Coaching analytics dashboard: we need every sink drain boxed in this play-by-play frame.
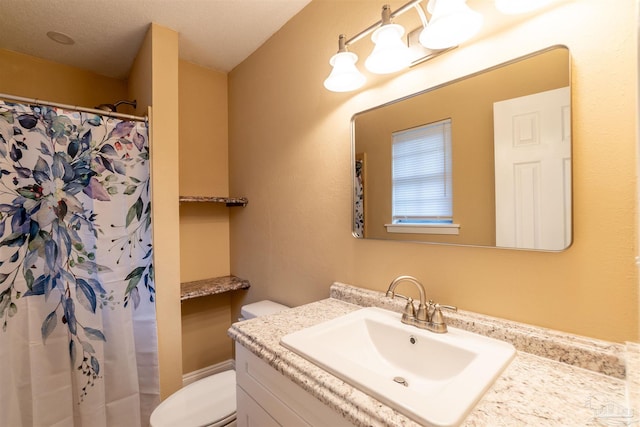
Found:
[393,376,409,387]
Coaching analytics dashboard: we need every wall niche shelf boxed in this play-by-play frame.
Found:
[181,275,250,301]
[179,195,248,207]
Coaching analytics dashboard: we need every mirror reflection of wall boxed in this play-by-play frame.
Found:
[352,46,571,251]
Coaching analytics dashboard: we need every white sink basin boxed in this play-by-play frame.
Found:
[280,307,515,427]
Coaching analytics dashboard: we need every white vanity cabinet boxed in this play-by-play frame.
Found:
[235,343,354,427]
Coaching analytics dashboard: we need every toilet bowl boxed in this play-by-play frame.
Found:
[149,300,289,427]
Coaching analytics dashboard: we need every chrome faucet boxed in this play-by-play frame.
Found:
[386,275,457,333]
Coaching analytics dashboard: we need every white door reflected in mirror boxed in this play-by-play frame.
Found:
[493,87,571,250]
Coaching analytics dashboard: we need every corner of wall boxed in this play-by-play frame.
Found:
[129,22,182,400]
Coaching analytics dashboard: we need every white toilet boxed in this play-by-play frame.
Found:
[150,300,289,427]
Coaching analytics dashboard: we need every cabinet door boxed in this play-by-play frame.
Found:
[236,386,280,427]
[236,343,354,427]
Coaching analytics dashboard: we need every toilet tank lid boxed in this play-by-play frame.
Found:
[241,300,288,319]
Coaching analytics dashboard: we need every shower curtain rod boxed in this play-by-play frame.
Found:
[0,92,147,122]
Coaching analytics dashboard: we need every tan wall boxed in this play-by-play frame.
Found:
[151,23,182,399]
[358,47,569,244]
[181,293,233,373]
[178,60,233,372]
[0,48,129,110]
[130,23,182,399]
[178,60,229,197]
[178,60,230,283]
[229,0,639,343]
[128,30,152,117]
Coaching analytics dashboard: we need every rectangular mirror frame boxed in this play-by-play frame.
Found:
[351,45,572,251]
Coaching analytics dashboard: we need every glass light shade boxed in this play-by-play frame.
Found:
[364,24,411,74]
[419,0,483,50]
[495,0,554,15]
[324,51,366,92]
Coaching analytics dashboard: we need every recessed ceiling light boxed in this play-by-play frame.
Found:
[46,31,75,45]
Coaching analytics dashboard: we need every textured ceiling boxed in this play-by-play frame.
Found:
[0,0,312,79]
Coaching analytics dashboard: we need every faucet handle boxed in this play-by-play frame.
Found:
[399,296,418,324]
[431,303,457,321]
[428,300,457,313]
[438,304,457,312]
[386,291,419,325]
[429,302,457,333]
[387,291,410,301]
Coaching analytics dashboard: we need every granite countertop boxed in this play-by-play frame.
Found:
[180,275,249,301]
[178,195,248,206]
[228,283,631,426]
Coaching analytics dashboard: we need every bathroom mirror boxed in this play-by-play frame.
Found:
[352,46,571,251]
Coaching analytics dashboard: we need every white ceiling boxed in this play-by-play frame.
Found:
[0,0,312,79]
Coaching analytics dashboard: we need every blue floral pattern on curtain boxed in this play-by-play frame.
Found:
[0,100,158,425]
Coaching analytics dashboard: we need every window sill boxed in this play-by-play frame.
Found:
[384,223,460,235]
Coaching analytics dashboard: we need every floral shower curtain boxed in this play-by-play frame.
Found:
[354,159,364,238]
[0,100,159,427]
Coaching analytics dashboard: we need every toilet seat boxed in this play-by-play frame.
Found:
[150,370,236,427]
[150,300,289,427]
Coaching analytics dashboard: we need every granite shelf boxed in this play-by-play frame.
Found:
[180,275,250,301]
[179,196,248,207]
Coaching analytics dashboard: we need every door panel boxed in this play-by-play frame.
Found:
[494,87,571,250]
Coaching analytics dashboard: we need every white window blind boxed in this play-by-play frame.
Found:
[392,119,452,223]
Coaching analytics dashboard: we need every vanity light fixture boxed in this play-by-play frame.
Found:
[324,0,483,92]
[364,5,412,74]
[324,35,367,92]
[324,0,560,92]
[419,0,483,50]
